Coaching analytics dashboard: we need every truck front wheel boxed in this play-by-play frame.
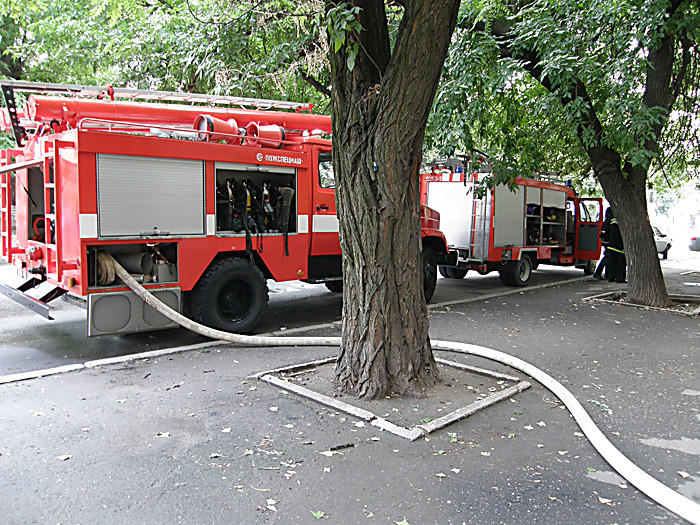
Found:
[423,247,438,303]
[439,266,468,279]
[189,257,269,334]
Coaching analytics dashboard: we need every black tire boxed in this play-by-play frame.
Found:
[499,269,514,285]
[662,245,670,259]
[324,280,343,293]
[511,255,533,286]
[583,259,596,275]
[442,267,468,279]
[422,247,438,303]
[189,257,268,334]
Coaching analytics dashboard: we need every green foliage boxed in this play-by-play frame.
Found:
[428,0,700,193]
[324,2,362,71]
[0,0,331,107]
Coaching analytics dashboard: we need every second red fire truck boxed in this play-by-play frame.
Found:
[420,157,603,285]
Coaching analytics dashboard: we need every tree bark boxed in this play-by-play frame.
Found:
[328,0,459,399]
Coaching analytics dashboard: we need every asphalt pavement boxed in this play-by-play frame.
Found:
[0,260,698,524]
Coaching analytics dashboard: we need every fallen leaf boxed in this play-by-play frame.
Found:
[436,472,446,478]
[57,454,72,461]
[524,425,533,430]
[394,519,411,525]
[598,497,612,505]
[678,471,690,479]
[222,427,232,433]
[451,468,461,474]
[537,421,546,427]
[156,432,170,438]
[323,467,331,473]
[311,511,325,519]
[282,424,294,429]
[243,449,254,456]
[558,451,568,456]
[269,406,279,412]
[354,422,365,428]
[320,451,342,457]
[209,453,222,459]
[481,452,491,457]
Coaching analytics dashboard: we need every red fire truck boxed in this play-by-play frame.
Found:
[0,81,451,336]
[420,157,603,285]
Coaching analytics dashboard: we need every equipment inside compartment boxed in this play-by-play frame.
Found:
[215,168,296,235]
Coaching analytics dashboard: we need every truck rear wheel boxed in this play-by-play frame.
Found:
[512,255,532,286]
[500,256,532,287]
[423,247,438,303]
[189,257,269,334]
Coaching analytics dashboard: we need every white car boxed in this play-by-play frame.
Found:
[653,227,672,259]
[690,234,700,252]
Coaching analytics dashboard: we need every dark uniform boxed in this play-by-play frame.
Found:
[606,217,626,283]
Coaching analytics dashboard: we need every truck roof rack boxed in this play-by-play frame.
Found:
[0,80,317,146]
[0,80,314,111]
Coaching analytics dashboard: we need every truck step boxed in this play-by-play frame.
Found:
[0,280,65,320]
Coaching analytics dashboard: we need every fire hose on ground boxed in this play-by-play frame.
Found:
[105,253,699,524]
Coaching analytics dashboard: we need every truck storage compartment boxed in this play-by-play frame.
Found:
[87,243,178,288]
[96,154,205,238]
[88,287,181,336]
[214,162,296,236]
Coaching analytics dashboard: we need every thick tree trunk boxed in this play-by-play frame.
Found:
[589,153,672,307]
[328,0,459,399]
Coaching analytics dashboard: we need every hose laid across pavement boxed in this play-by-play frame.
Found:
[108,254,700,524]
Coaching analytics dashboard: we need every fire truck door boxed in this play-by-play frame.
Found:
[308,149,341,278]
[573,198,603,259]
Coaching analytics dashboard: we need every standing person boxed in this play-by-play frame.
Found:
[593,207,612,280]
[606,211,626,283]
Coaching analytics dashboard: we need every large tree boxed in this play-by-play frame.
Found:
[326,0,459,399]
[431,0,700,307]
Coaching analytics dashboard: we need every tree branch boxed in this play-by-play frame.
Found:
[300,70,332,97]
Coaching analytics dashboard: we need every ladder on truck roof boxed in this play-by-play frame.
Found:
[1,80,318,146]
[0,80,314,111]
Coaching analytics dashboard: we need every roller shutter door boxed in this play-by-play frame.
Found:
[97,154,205,238]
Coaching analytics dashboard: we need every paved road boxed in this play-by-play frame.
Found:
[1,249,698,378]
[0,259,698,524]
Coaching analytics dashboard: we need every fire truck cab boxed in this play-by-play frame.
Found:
[0,81,450,336]
[420,157,603,286]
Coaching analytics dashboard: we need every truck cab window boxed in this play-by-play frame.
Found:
[318,152,334,189]
[579,200,599,223]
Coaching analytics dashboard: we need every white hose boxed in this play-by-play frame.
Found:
[110,255,700,524]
